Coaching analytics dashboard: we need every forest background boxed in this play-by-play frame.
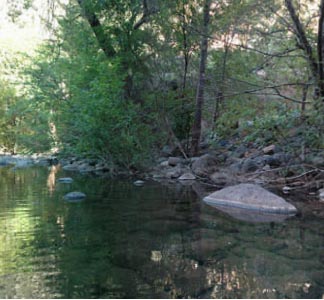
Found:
[1,0,324,172]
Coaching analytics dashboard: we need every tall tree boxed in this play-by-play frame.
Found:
[191,0,211,156]
[285,0,324,106]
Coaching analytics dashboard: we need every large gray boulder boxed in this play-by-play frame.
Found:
[203,183,297,215]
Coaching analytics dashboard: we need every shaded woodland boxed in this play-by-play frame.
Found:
[0,0,324,173]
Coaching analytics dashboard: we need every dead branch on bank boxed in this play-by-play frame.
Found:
[243,164,324,191]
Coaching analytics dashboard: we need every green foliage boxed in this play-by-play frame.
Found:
[57,58,154,168]
[0,79,17,152]
[2,0,324,165]
[241,106,298,146]
[20,8,155,168]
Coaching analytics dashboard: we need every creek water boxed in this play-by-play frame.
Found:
[0,165,323,298]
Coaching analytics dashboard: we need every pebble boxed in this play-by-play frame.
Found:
[282,186,292,194]
[133,180,145,186]
[63,191,86,202]
[58,177,73,183]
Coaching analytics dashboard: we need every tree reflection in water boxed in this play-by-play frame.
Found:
[0,166,323,298]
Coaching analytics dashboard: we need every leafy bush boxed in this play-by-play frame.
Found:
[0,79,18,152]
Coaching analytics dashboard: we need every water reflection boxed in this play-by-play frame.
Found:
[206,203,294,223]
[0,166,323,298]
[47,164,60,194]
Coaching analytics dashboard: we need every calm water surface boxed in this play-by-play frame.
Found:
[0,165,324,298]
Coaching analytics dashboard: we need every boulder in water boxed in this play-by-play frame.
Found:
[58,177,73,183]
[203,183,297,215]
[64,191,86,202]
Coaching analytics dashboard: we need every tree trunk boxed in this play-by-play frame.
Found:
[285,0,324,105]
[191,0,211,156]
[284,0,318,79]
[77,0,116,58]
[317,0,324,102]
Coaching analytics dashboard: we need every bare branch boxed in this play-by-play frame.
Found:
[133,0,158,30]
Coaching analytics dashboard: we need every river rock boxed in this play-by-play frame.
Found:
[191,154,219,177]
[203,183,297,214]
[233,145,248,158]
[58,177,73,183]
[209,171,233,186]
[133,180,145,186]
[64,191,86,202]
[166,168,182,179]
[241,158,260,173]
[319,188,324,201]
[273,152,293,165]
[212,205,293,223]
[168,157,182,167]
[262,144,276,155]
[62,163,80,171]
[178,172,196,180]
[160,160,169,167]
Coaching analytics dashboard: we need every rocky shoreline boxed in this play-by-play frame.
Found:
[1,140,324,203]
[1,143,324,224]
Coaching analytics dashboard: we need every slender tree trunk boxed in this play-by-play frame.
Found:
[181,0,189,93]
[284,0,318,79]
[285,0,324,106]
[317,0,324,102]
[191,0,211,156]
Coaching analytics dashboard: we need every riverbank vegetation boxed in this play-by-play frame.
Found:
[1,0,324,174]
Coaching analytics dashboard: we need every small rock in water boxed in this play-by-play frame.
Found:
[178,173,196,180]
[133,180,145,186]
[58,177,73,183]
[64,191,86,202]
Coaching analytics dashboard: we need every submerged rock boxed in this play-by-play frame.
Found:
[58,177,73,183]
[212,205,293,223]
[203,183,297,215]
[64,191,86,202]
[62,164,80,171]
[133,180,145,186]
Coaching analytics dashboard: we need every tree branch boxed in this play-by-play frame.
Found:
[133,0,158,30]
[76,0,116,58]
